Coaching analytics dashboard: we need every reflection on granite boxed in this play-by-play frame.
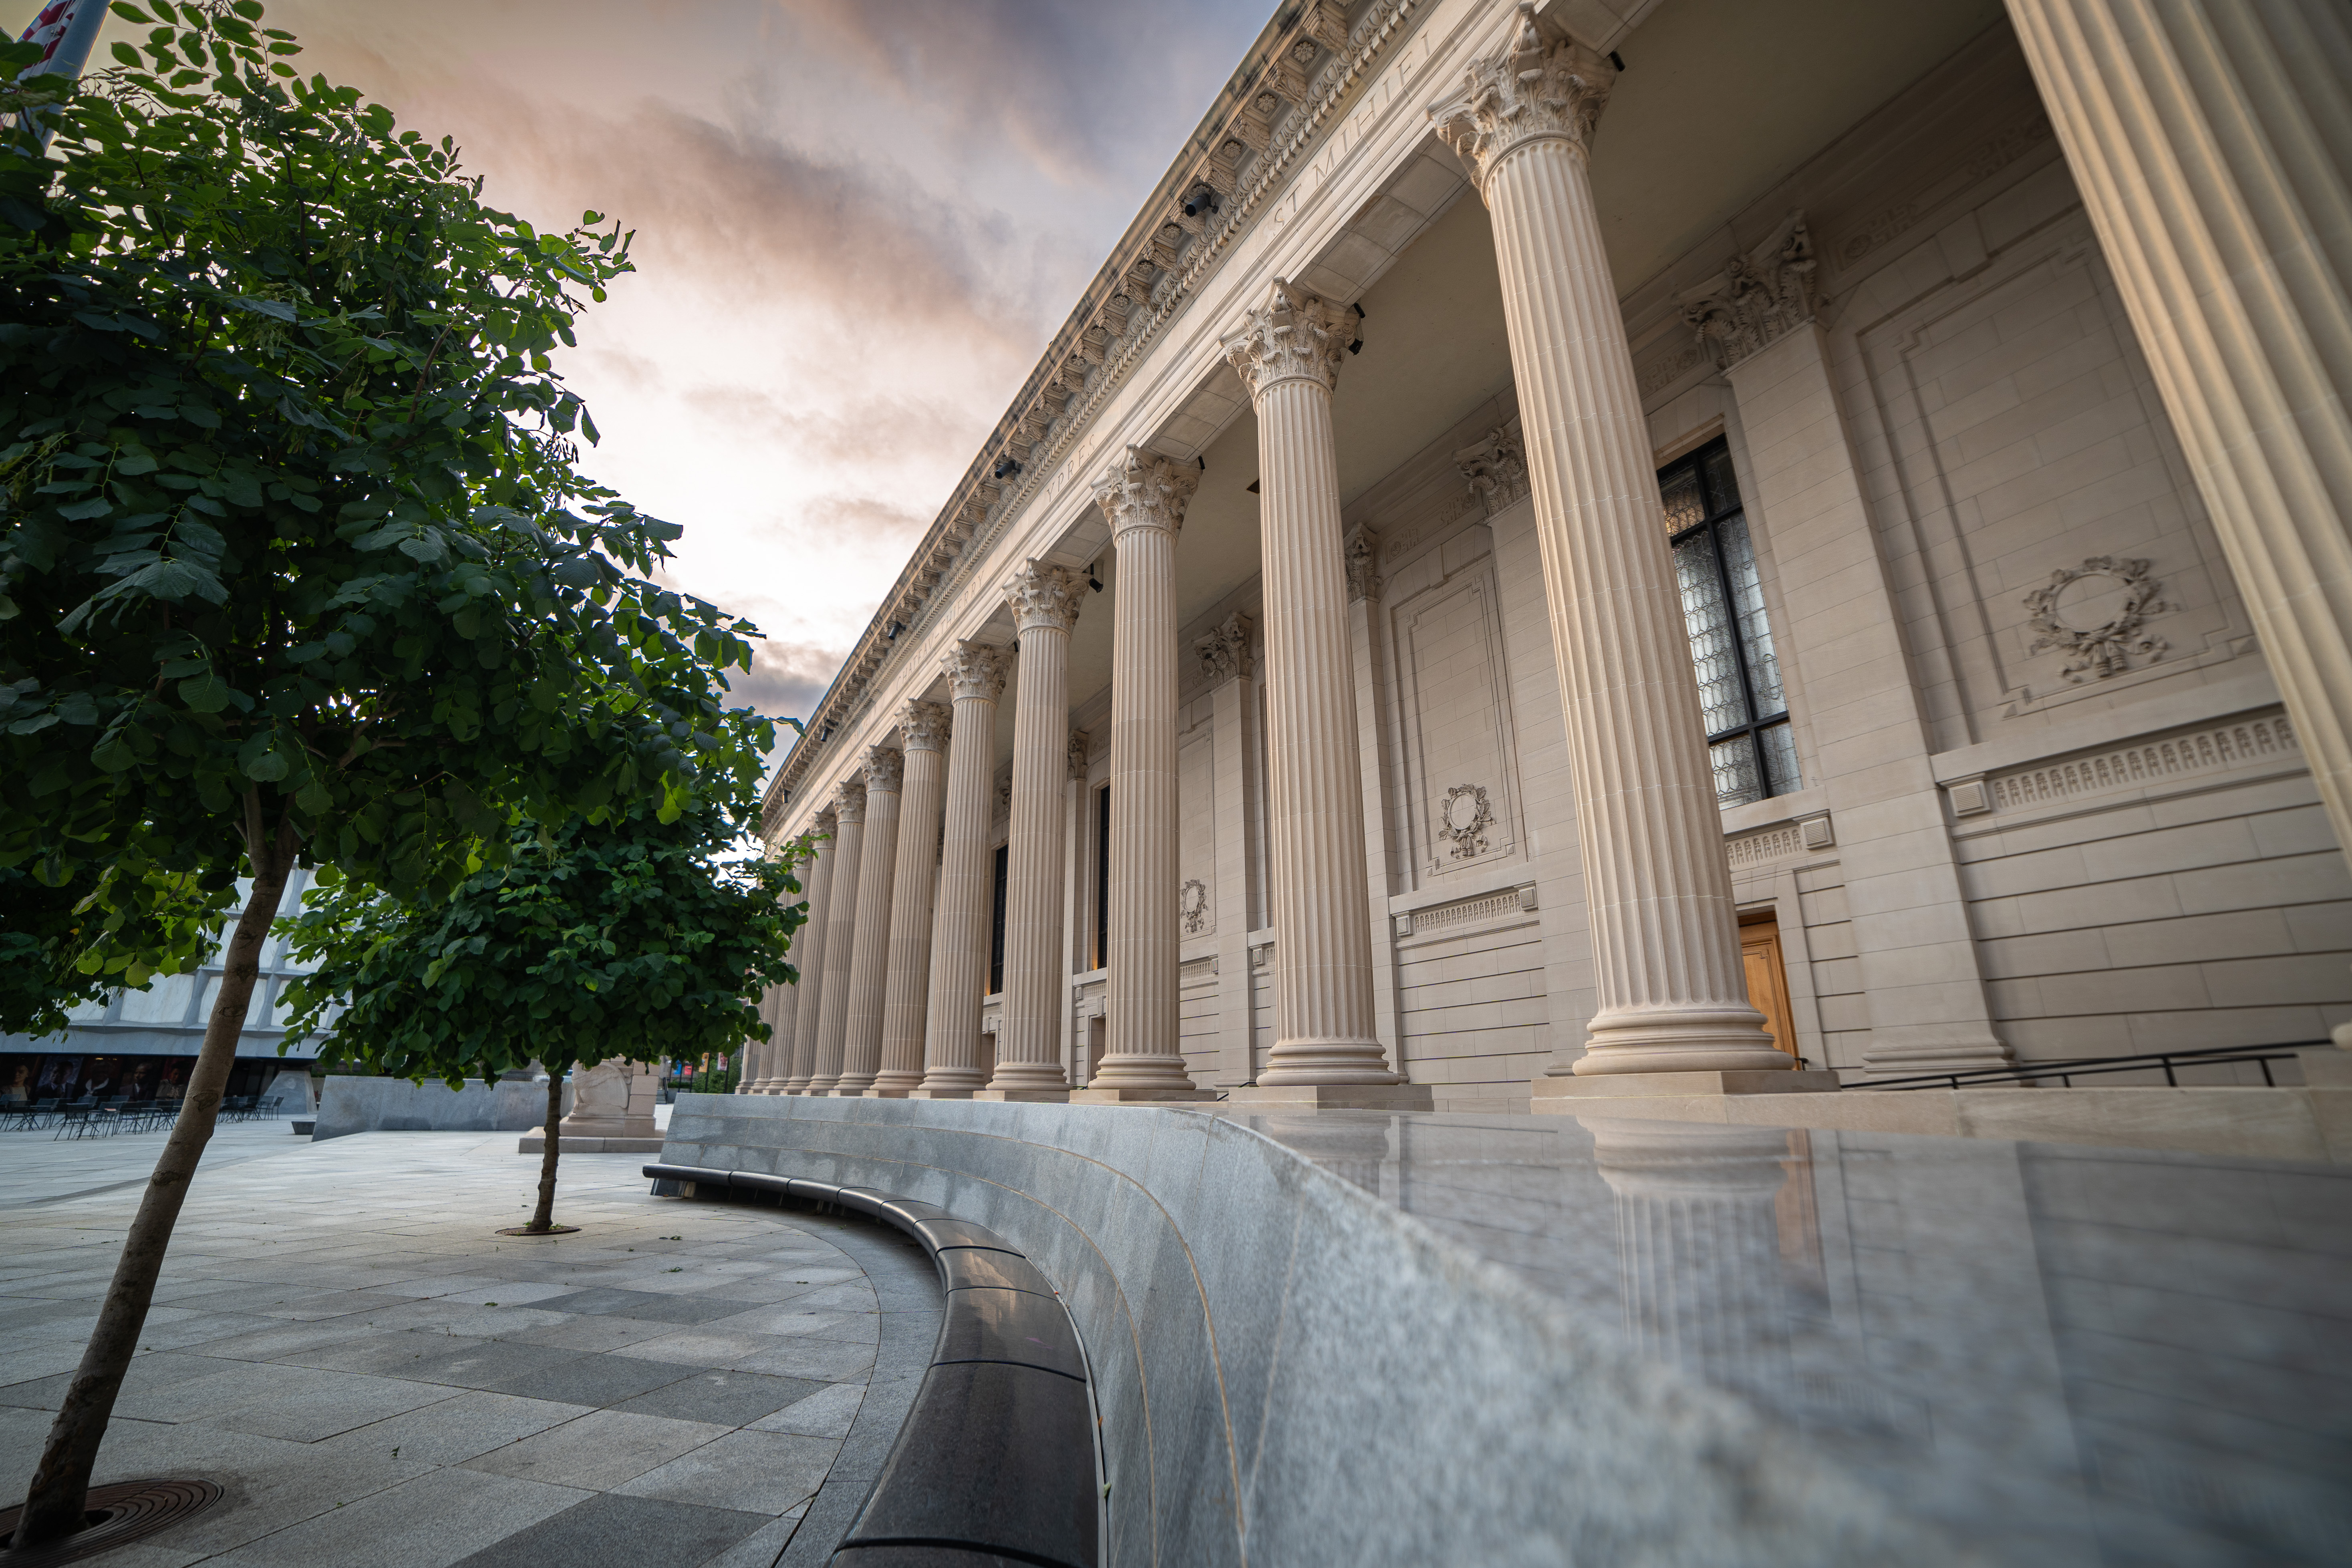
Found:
[1215,1109,2352,1568]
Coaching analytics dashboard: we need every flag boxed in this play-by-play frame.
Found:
[17,0,103,76]
[13,0,105,150]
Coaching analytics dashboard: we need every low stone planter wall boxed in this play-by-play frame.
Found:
[312,1076,565,1140]
[661,1094,1959,1568]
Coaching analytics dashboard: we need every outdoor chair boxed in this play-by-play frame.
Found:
[53,1103,99,1140]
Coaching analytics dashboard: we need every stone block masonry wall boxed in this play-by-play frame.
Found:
[1954,737,2352,1063]
[1394,892,1551,1109]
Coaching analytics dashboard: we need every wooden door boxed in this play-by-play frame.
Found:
[1740,912,1799,1060]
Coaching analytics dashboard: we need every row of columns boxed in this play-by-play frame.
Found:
[753,0,2352,1097]
[744,4,1776,1098]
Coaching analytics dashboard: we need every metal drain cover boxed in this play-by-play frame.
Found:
[0,1479,223,1566]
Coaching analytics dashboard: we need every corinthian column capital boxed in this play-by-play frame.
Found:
[1427,2,1616,195]
[1222,278,1357,400]
[942,640,1011,704]
[832,778,866,824]
[1002,560,1087,634]
[1092,445,1200,541]
[896,700,951,753]
[861,745,905,794]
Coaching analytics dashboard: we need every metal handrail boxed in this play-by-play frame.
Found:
[1851,1040,2326,1092]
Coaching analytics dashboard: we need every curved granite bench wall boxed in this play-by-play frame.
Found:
[663,1095,1957,1568]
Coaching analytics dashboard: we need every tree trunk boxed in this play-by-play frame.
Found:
[14,806,296,1549]
[528,1071,561,1232]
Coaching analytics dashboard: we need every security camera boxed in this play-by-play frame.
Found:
[1182,183,1220,219]
[993,456,1023,480]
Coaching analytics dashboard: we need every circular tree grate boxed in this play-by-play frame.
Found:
[0,1479,223,1567]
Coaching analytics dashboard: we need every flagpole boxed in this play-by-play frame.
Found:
[12,0,107,151]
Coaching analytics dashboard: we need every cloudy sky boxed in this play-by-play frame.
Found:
[36,0,1273,760]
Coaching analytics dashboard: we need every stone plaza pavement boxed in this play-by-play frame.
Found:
[0,1129,941,1567]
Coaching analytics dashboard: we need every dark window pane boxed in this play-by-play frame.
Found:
[1703,443,1741,515]
[1674,530,1750,734]
[1710,735,1764,808]
[989,843,1009,996]
[1660,464,1705,535]
[1715,515,1786,716]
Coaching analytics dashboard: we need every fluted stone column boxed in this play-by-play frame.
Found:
[834,746,903,1095]
[805,780,867,1094]
[749,984,790,1093]
[984,562,1085,1099]
[918,644,1011,1097]
[873,703,950,1096]
[1432,6,1787,1079]
[1223,281,1410,1095]
[1083,449,1215,1099]
[783,808,837,1092]
[1999,0,2352,868]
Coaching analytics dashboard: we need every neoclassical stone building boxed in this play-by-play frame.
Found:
[749,0,2352,1112]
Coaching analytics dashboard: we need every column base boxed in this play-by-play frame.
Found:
[867,1074,923,1097]
[1223,1083,1434,1111]
[1069,1086,1222,1104]
[908,1085,979,1100]
[1259,1036,1405,1087]
[972,1088,1071,1104]
[1531,1068,1841,1113]
[1086,1055,1206,1094]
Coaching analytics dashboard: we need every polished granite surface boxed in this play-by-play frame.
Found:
[1214,1108,2351,1568]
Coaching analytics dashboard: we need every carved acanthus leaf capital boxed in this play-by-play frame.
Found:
[1222,278,1355,400]
[942,640,1011,704]
[1194,610,1255,684]
[1002,560,1087,635]
[861,745,904,795]
[814,807,837,835]
[1344,526,1380,603]
[1454,427,1528,517]
[1092,446,1200,540]
[1677,212,1819,370]
[1426,3,1615,195]
[832,778,866,824]
[896,700,951,753]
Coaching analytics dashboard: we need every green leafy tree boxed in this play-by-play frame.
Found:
[0,4,776,1544]
[281,798,809,1233]
[0,852,233,1039]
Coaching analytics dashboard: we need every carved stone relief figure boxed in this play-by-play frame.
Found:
[1194,611,1256,684]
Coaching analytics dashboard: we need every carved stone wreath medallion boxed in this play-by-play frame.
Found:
[1437,783,1494,862]
[1179,878,1210,936]
[2024,556,2169,683]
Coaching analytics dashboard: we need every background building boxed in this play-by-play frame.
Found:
[0,869,331,1106]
